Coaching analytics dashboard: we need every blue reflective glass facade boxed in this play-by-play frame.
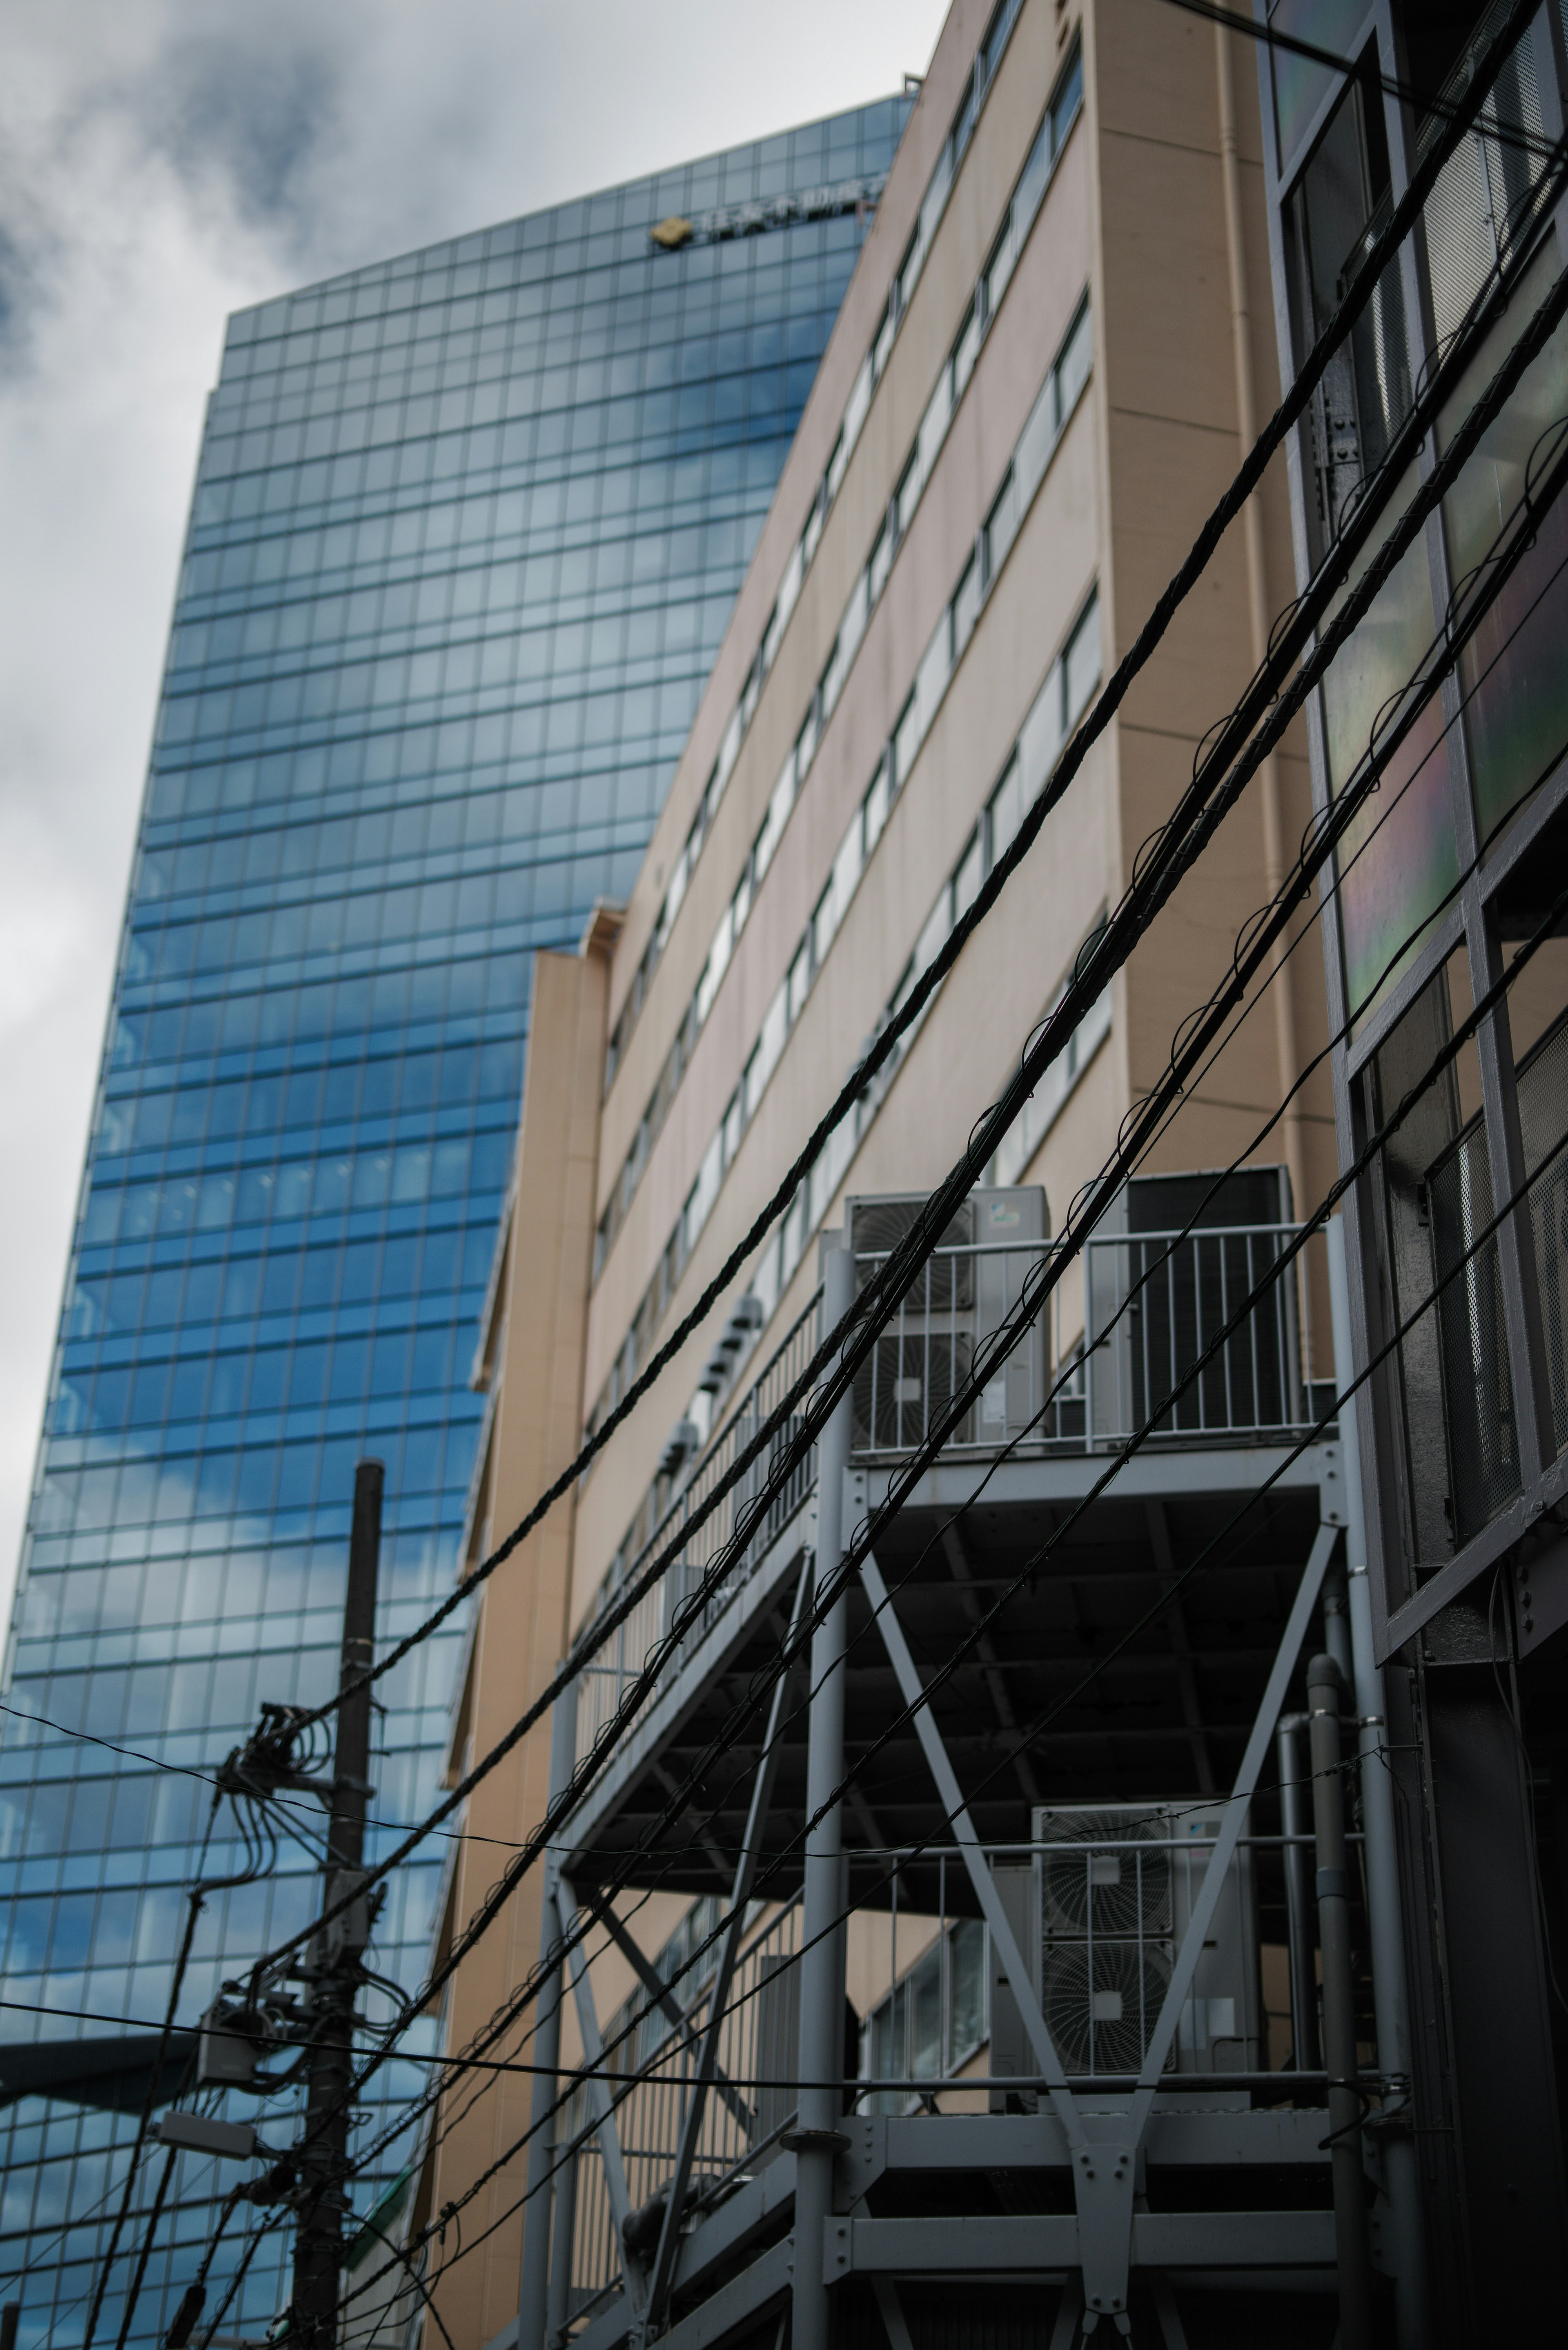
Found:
[0,98,908,2349]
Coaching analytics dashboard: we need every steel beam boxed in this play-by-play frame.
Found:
[828,2213,1337,2272]
[559,1879,644,2319]
[518,1686,578,2350]
[793,1242,856,2350]
[1328,1213,1429,2350]
[591,1904,751,2134]
[641,1560,810,2333]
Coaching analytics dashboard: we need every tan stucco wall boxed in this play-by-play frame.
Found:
[423,941,610,2348]
[422,5,1343,2334]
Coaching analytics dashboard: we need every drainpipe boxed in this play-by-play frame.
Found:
[791,1240,856,2350]
[1308,1650,1375,2350]
[1214,18,1309,1224]
[1276,1712,1321,2072]
[1328,1217,1430,2348]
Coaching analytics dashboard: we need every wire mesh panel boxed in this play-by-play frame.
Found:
[850,1237,1077,1454]
[1086,1224,1314,1447]
[563,1900,804,2332]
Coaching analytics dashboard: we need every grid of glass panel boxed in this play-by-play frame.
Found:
[0,98,909,2350]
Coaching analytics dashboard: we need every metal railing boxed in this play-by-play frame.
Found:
[850,1222,1320,1458]
[573,1296,821,1767]
[561,1897,804,2332]
[572,1220,1321,1770]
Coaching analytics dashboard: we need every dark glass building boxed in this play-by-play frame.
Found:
[0,97,909,2348]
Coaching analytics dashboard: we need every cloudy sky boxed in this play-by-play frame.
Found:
[0,0,948,1618]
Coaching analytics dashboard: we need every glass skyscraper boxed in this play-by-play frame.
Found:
[0,97,909,2349]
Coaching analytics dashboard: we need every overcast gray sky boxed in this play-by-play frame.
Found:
[0,0,948,1620]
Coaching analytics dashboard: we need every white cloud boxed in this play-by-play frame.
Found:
[0,0,947,1621]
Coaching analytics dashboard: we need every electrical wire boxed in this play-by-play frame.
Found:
[156,170,1568,2293]
[322,278,1568,2131]
[350,1022,1568,2328]
[1158,0,1559,167]
[175,27,1568,2293]
[324,681,1568,2274]
[263,0,1543,1757]
[230,109,1568,2055]
[326,522,1568,2258]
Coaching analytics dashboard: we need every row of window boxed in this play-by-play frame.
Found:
[149,736,654,861]
[601,6,1054,1095]
[82,1129,505,1252]
[169,568,746,692]
[205,301,849,474]
[588,580,1102,1461]
[185,459,768,601]
[111,992,526,1099]
[159,632,727,763]
[66,1220,492,1350]
[187,426,804,614]
[33,1420,475,1545]
[178,433,788,613]
[101,1040,514,1150]
[229,113,906,357]
[111,967,524,1084]
[592,277,1091,1360]
[226,232,882,400]
[17,1528,457,1642]
[124,864,611,992]
[57,1318,462,1440]
[198,354,831,514]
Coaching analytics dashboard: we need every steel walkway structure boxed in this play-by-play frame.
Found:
[499,1205,1421,2350]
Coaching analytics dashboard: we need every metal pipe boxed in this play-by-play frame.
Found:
[1307,1651,1375,2350]
[518,1685,579,2350]
[1276,1712,1321,2071]
[792,1241,855,2350]
[1328,1215,1430,2348]
[546,2144,578,2350]
[1323,1564,1354,1685]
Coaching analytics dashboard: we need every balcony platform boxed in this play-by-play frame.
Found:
[559,1435,1342,1910]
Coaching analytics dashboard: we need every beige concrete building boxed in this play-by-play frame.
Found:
[416,0,1345,2341]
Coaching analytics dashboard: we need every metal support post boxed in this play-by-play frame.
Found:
[292,1458,382,2350]
[792,1242,855,2350]
[1323,1565,1353,1684]
[545,2145,577,2350]
[1328,1216,1429,2350]
[642,1562,810,2334]
[1307,1652,1374,2350]
[1275,1714,1321,2072]
[519,1684,579,2350]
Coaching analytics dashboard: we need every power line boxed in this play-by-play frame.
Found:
[170,16,1562,2283]
[268,0,1544,1756]
[354,977,1568,2326]
[334,674,1568,2240]
[329,491,1568,2237]
[318,234,1568,2104]
[1159,0,1557,165]
[236,81,1568,2062]
[178,111,1563,2224]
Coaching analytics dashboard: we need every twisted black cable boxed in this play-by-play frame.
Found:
[327,440,1568,2223]
[269,0,1543,1750]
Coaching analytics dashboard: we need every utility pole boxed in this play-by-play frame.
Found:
[291,1457,383,2350]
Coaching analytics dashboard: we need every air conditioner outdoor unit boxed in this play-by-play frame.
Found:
[989,1802,1261,2104]
[846,1187,1047,1454]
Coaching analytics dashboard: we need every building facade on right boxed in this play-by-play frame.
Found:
[1256,0,1568,2333]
